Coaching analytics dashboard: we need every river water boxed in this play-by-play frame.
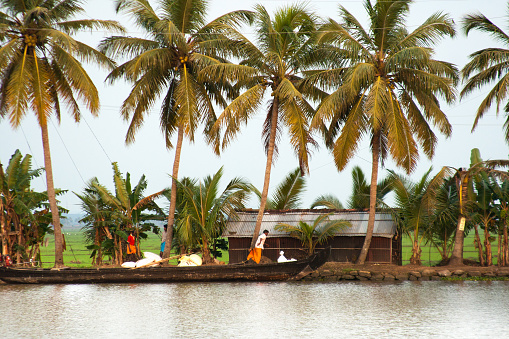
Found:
[1,281,508,338]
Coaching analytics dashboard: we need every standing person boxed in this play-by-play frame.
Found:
[247,230,269,264]
[160,224,168,257]
[127,232,137,261]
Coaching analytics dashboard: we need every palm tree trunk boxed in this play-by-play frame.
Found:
[251,98,279,249]
[163,126,184,258]
[449,172,468,266]
[202,239,212,264]
[449,216,466,266]
[356,131,380,264]
[41,122,64,267]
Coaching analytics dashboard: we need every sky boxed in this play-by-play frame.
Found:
[1,0,508,214]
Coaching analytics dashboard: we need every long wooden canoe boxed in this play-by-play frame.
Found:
[0,247,329,284]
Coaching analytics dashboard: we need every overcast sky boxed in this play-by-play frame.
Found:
[1,0,508,214]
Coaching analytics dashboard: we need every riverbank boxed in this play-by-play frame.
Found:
[304,262,509,281]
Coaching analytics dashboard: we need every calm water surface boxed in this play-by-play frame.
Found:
[1,281,508,338]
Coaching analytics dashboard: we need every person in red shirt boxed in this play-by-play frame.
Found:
[127,232,136,260]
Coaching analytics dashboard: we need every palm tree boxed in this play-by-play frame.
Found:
[0,0,123,267]
[99,0,252,258]
[426,177,458,262]
[348,166,392,209]
[310,0,458,264]
[310,166,392,210]
[310,194,344,210]
[75,179,113,266]
[448,148,509,266]
[470,176,497,266]
[177,167,251,263]
[251,167,306,210]
[389,167,449,265]
[491,179,509,266]
[461,5,509,141]
[204,4,325,249]
[275,212,351,255]
[92,162,166,264]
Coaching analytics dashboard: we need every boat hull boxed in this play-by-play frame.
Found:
[0,248,329,284]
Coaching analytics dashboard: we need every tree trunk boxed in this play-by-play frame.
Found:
[163,126,184,258]
[484,223,492,266]
[356,131,380,264]
[503,220,508,266]
[0,202,7,256]
[251,98,279,249]
[449,216,466,266]
[448,171,468,266]
[410,239,422,265]
[497,234,502,267]
[473,224,484,266]
[202,239,213,264]
[41,123,64,267]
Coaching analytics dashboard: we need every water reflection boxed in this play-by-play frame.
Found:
[1,281,508,338]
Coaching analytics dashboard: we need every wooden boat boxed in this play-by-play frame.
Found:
[0,247,329,284]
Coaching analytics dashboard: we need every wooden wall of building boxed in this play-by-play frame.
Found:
[227,235,400,264]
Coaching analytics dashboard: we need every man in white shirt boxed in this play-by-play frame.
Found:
[247,230,269,264]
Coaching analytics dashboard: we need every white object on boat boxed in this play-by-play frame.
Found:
[178,256,195,266]
[178,254,203,266]
[121,261,136,268]
[278,251,288,263]
[136,258,158,267]
[278,251,297,263]
[143,252,162,262]
[189,254,202,266]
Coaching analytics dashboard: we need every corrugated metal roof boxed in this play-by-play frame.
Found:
[224,209,396,238]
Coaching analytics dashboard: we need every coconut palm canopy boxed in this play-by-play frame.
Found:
[461,4,509,142]
[308,0,458,264]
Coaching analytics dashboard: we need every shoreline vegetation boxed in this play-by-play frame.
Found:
[32,229,509,281]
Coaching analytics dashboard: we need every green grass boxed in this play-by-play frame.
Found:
[401,235,501,266]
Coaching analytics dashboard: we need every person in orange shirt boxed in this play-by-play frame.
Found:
[247,230,269,264]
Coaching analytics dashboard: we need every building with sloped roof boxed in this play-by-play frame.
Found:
[224,209,401,264]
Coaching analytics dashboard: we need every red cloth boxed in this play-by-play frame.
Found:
[127,234,136,254]
[128,234,135,246]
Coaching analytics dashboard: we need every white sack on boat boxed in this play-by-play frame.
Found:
[178,254,202,266]
[143,252,162,262]
[189,254,202,266]
[136,258,158,267]
[121,261,136,268]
